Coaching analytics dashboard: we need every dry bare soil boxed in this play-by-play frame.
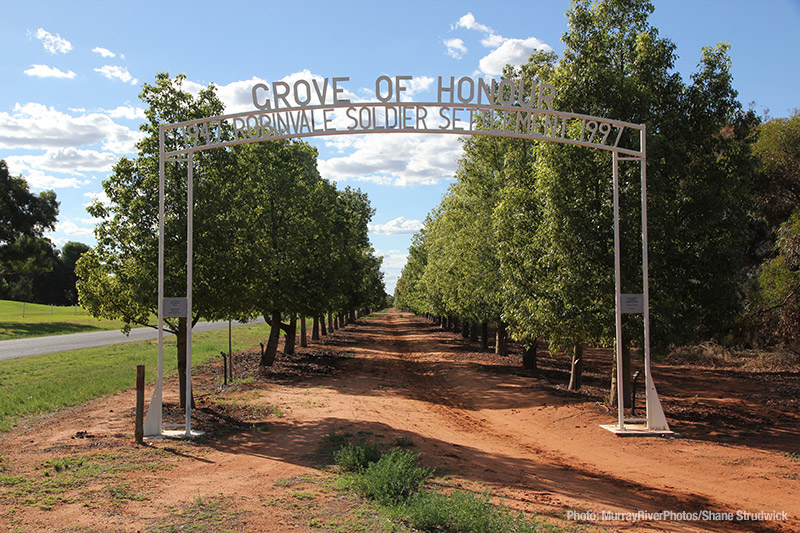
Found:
[1,310,798,532]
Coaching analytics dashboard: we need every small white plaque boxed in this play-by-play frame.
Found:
[163,297,188,318]
[621,294,644,314]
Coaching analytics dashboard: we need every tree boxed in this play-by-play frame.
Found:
[231,138,341,365]
[329,186,381,323]
[59,242,91,304]
[77,73,246,407]
[394,229,430,315]
[496,0,756,401]
[0,160,59,277]
[751,111,800,349]
[757,210,800,349]
[752,112,800,228]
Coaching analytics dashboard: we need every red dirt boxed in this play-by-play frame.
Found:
[1,310,798,532]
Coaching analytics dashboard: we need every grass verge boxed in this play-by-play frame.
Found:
[0,321,271,432]
[0,300,128,340]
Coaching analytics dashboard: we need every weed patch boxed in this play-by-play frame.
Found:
[404,490,557,532]
[329,438,561,532]
[148,494,244,532]
[0,449,172,510]
[783,452,800,465]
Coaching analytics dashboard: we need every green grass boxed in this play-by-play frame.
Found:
[0,300,129,340]
[332,440,562,532]
[0,321,272,432]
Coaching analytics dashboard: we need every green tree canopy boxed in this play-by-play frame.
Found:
[76,73,243,406]
[0,160,59,276]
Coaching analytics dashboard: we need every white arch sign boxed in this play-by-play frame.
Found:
[144,74,671,438]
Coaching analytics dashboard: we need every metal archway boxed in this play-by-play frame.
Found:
[144,80,672,438]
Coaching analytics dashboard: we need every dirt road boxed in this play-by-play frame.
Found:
[0,310,797,531]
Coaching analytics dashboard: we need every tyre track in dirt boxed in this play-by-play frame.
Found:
[357,312,796,533]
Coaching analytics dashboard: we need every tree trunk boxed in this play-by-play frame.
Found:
[522,340,538,370]
[495,322,508,356]
[610,342,632,408]
[349,309,356,324]
[300,315,307,347]
[320,315,327,336]
[283,315,297,355]
[329,312,336,331]
[261,310,281,366]
[568,343,583,391]
[312,315,320,341]
[469,322,479,342]
[481,321,489,350]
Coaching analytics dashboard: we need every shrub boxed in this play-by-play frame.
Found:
[353,448,431,505]
[333,440,382,472]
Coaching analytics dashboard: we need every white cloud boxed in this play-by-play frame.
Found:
[94,65,138,85]
[478,37,552,76]
[104,105,146,120]
[454,13,493,33]
[55,220,95,238]
[34,28,72,54]
[370,218,423,235]
[444,38,468,59]
[213,77,269,113]
[480,34,506,48]
[92,46,116,58]
[24,64,76,79]
[83,191,111,207]
[20,170,84,190]
[373,249,410,269]
[7,148,118,173]
[405,76,434,98]
[447,13,553,77]
[318,133,460,187]
[0,103,142,153]
[373,248,409,294]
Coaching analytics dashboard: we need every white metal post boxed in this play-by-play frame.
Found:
[143,126,166,437]
[185,152,194,437]
[612,150,625,430]
[641,127,652,406]
[640,126,670,431]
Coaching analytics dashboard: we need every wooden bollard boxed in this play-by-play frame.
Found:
[135,365,145,444]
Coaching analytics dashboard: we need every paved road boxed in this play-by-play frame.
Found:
[0,317,266,361]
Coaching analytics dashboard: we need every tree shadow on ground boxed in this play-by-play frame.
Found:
[203,416,769,533]
[0,321,111,340]
[223,314,799,458]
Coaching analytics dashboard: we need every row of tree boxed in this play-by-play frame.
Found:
[0,239,90,306]
[75,73,386,406]
[0,160,91,306]
[395,0,799,403]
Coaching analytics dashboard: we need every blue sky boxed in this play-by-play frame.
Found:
[2,1,799,294]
